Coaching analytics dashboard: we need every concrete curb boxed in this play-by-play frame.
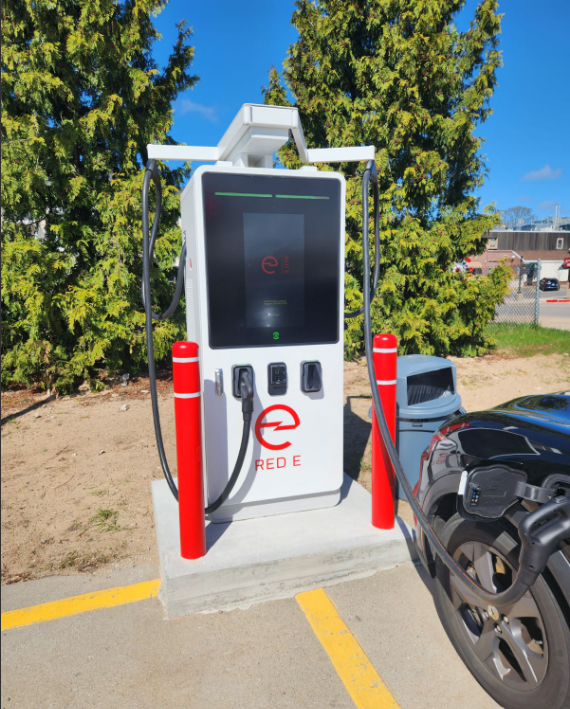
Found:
[152,475,416,618]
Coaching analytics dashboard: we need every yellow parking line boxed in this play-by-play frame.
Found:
[296,588,400,709]
[1,579,161,632]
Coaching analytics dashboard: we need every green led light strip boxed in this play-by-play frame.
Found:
[214,192,272,198]
[275,194,329,200]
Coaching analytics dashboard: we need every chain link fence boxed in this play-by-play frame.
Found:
[485,257,542,327]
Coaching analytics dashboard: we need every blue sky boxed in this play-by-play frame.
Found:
[153,0,569,219]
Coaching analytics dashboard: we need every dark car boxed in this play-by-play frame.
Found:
[539,277,560,291]
[414,392,570,709]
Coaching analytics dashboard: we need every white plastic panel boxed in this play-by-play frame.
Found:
[180,163,346,522]
[147,145,219,162]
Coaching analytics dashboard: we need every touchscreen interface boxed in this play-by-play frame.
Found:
[243,212,305,329]
[202,171,341,349]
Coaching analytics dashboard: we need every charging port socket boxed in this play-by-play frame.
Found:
[232,366,254,399]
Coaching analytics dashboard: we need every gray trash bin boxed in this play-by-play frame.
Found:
[396,355,463,499]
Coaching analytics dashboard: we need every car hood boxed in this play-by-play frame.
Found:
[492,392,570,431]
[428,392,570,488]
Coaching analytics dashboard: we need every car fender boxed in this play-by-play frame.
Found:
[416,468,463,572]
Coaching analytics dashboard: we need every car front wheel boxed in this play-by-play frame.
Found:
[433,514,570,709]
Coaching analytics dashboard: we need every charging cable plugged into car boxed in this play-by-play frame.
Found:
[355,158,570,607]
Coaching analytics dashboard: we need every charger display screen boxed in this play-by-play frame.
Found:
[202,171,341,349]
[243,212,305,329]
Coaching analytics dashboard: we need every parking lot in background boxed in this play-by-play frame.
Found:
[539,283,570,330]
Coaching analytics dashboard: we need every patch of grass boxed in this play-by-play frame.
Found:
[89,489,109,497]
[90,508,120,532]
[59,551,80,569]
[57,551,114,571]
[485,324,570,358]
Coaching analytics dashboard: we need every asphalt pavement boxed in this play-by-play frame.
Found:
[539,288,570,330]
[494,284,569,330]
[1,561,500,709]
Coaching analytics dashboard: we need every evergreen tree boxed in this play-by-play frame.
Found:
[264,0,510,357]
[2,0,196,391]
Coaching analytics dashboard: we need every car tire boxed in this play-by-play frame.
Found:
[433,513,570,709]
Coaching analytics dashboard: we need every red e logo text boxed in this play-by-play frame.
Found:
[261,256,278,274]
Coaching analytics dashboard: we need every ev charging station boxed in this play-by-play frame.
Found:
[180,161,345,521]
[148,104,373,523]
[144,103,568,618]
[144,104,408,614]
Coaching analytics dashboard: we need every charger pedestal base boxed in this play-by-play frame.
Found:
[152,474,415,618]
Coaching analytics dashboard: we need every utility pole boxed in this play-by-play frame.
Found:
[534,260,541,326]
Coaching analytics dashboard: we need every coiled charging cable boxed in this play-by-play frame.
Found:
[142,159,252,513]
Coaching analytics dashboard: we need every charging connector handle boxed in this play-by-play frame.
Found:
[359,158,568,606]
[517,496,570,587]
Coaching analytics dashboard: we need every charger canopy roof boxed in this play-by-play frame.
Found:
[147,103,375,167]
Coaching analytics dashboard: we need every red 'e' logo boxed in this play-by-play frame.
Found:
[255,405,301,450]
[261,256,278,274]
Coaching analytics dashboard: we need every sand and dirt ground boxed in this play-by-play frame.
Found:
[2,353,569,584]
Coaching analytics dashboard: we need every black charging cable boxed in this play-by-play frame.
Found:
[358,158,569,606]
[345,160,380,318]
[142,159,253,511]
[142,159,183,500]
[205,370,254,514]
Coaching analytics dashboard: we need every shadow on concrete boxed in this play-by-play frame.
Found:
[1,395,55,426]
[409,554,438,597]
[395,514,418,564]
[396,517,440,603]
[206,475,357,552]
[339,472,355,502]
[344,395,372,483]
[205,518,231,552]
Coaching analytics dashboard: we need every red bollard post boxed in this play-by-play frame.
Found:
[371,333,398,529]
[172,341,206,559]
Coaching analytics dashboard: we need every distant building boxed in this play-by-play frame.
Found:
[480,232,569,283]
[484,230,570,253]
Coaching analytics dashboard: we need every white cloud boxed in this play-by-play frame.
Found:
[537,200,557,211]
[537,200,567,213]
[521,164,562,182]
[176,100,219,123]
[518,195,534,202]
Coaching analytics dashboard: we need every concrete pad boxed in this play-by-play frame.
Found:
[153,474,415,617]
